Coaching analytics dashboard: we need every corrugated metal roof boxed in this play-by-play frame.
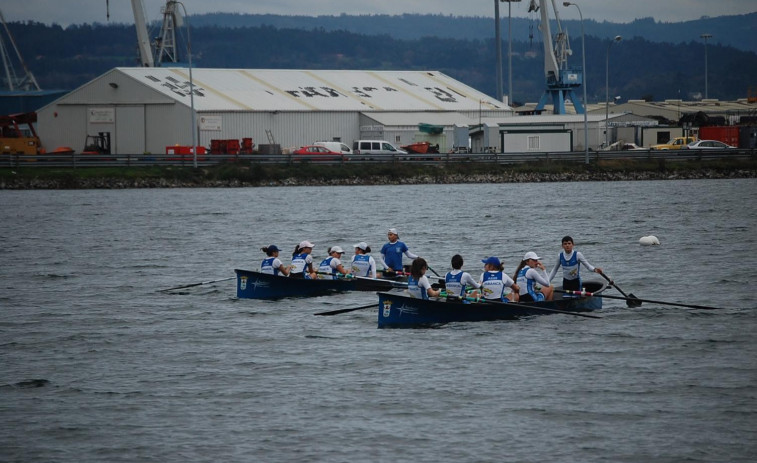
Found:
[117,67,510,112]
[363,112,481,127]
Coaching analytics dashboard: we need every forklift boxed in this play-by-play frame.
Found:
[82,132,111,155]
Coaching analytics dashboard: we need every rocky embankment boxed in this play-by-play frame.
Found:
[1,168,755,189]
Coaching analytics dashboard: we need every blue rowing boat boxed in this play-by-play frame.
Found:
[234,268,407,299]
[377,280,607,328]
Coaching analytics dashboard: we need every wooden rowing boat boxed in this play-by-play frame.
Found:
[234,269,407,299]
[377,280,607,328]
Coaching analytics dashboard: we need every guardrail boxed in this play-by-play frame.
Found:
[1,149,754,168]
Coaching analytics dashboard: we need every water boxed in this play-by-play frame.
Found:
[1,179,756,463]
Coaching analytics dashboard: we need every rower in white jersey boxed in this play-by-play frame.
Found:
[444,254,480,299]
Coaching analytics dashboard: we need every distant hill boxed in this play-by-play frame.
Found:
[190,13,757,54]
[6,14,757,107]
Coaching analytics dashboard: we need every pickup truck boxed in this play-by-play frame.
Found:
[650,136,698,150]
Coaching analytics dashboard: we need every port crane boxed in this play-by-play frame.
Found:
[106,0,184,67]
[529,0,584,114]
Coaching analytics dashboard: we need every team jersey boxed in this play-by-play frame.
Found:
[291,253,313,277]
[351,254,376,278]
[318,256,341,279]
[479,270,514,301]
[407,275,432,300]
[261,257,283,276]
[445,270,479,298]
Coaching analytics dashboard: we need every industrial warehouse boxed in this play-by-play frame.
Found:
[36,68,514,156]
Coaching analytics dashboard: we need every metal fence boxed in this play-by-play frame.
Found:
[1,149,754,168]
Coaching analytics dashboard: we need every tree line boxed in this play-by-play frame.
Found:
[6,15,757,105]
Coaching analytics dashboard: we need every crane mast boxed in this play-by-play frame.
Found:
[131,0,154,67]
[529,0,584,114]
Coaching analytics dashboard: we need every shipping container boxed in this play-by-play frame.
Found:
[698,126,739,147]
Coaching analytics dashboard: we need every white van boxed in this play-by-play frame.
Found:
[314,141,352,155]
[352,140,407,156]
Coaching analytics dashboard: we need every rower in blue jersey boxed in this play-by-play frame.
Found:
[514,252,554,302]
[548,235,604,293]
[260,244,290,276]
[407,258,441,300]
[478,256,518,302]
[445,254,480,300]
[290,240,317,279]
[350,241,377,278]
[318,246,349,280]
[380,228,418,275]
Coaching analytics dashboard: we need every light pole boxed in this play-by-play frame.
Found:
[563,2,589,164]
[605,35,621,148]
[495,1,503,102]
[503,1,522,106]
[700,33,712,99]
[170,1,197,168]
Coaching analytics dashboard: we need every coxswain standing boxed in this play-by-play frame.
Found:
[380,228,418,276]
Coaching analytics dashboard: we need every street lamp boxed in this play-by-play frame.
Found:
[504,1,521,105]
[495,1,503,102]
[563,2,589,164]
[700,33,712,99]
[170,1,197,168]
[605,35,621,148]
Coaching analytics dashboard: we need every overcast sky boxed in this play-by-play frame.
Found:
[4,0,756,26]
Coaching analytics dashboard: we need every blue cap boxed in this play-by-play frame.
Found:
[267,244,281,252]
[481,256,501,267]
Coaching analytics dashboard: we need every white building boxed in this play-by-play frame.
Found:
[37,68,512,155]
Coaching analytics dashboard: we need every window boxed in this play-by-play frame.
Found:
[528,136,540,150]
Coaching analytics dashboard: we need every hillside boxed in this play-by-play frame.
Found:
[6,13,757,105]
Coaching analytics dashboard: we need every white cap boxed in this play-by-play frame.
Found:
[388,228,398,235]
[353,241,368,251]
[299,240,315,249]
[523,251,541,261]
[330,246,345,254]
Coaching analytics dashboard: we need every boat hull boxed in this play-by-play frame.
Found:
[235,269,406,299]
[377,281,605,328]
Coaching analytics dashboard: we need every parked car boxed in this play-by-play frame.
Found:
[352,140,407,156]
[683,140,737,150]
[604,141,646,151]
[292,145,345,161]
[314,141,352,155]
[650,136,697,150]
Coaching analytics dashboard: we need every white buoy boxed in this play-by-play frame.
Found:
[639,235,660,246]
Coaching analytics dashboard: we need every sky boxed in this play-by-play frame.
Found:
[4,0,756,27]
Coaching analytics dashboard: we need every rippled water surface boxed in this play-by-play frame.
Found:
[1,179,756,462]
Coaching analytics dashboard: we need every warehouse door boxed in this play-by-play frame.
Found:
[116,106,146,155]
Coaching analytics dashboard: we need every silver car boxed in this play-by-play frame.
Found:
[684,140,736,149]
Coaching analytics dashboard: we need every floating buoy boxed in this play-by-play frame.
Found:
[639,235,660,246]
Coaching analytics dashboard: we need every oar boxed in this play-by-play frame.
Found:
[314,271,406,286]
[444,292,602,319]
[599,273,641,307]
[427,266,442,278]
[556,289,723,311]
[314,302,377,316]
[159,276,235,292]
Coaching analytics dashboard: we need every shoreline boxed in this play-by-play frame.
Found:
[2,161,755,189]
